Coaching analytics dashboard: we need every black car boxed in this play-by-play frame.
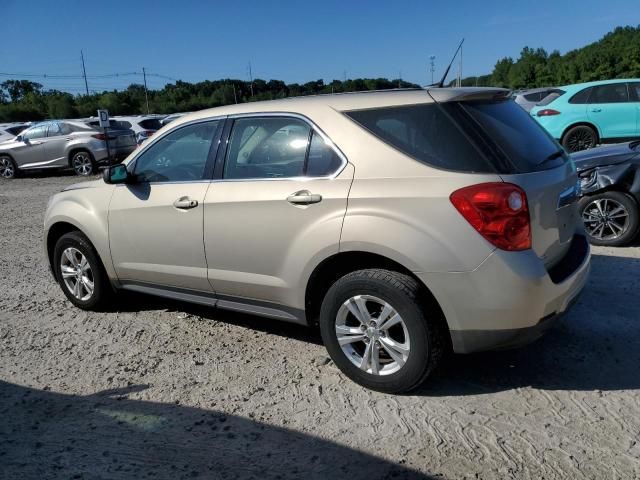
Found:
[572,141,640,246]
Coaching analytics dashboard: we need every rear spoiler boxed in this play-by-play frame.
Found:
[427,88,512,103]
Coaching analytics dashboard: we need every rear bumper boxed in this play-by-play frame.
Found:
[416,234,591,353]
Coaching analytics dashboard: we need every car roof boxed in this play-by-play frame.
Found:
[559,78,639,92]
[169,87,509,127]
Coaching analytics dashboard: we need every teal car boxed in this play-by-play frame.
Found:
[530,79,640,152]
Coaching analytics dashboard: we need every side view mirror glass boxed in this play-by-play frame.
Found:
[103,164,130,184]
[16,135,23,142]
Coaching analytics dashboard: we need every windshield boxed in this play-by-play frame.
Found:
[462,100,567,172]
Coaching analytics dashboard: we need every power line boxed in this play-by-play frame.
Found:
[0,71,177,81]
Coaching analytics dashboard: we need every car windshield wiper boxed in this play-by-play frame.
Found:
[541,150,564,163]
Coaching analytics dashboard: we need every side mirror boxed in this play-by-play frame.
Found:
[15,135,23,142]
[103,164,131,184]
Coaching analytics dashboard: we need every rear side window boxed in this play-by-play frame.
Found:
[346,104,493,173]
[590,83,628,103]
[138,118,162,130]
[630,82,640,101]
[306,131,343,177]
[537,89,565,106]
[462,101,565,172]
[569,87,592,104]
[524,92,543,102]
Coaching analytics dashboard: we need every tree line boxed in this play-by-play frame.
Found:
[458,26,640,88]
[2,25,639,123]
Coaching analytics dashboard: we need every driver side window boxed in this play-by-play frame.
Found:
[133,120,219,183]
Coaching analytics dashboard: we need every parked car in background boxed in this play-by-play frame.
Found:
[44,88,589,393]
[111,115,164,144]
[0,123,29,143]
[573,141,640,246]
[161,113,189,126]
[0,120,136,179]
[531,79,640,152]
[512,87,564,112]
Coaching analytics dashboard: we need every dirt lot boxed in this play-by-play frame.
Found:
[0,173,639,479]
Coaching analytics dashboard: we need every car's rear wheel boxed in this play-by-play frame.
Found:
[0,155,17,179]
[319,269,445,393]
[71,150,95,176]
[53,231,112,310]
[562,125,597,152]
[579,191,639,246]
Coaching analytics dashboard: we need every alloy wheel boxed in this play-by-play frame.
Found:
[73,153,93,176]
[582,198,630,240]
[335,295,410,376]
[567,130,595,152]
[60,247,94,301]
[0,157,15,178]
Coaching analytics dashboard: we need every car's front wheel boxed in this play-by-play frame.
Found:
[319,269,445,393]
[0,155,17,179]
[579,191,640,246]
[71,150,95,176]
[53,231,112,310]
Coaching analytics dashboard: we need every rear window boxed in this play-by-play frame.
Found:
[537,89,565,106]
[138,118,162,130]
[346,104,494,173]
[462,100,565,172]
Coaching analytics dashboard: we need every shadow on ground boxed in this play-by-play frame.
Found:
[108,253,639,396]
[0,381,433,480]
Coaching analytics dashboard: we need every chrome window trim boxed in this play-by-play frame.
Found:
[221,111,348,181]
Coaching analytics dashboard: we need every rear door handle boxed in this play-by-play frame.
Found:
[591,108,602,113]
[173,196,198,210]
[287,190,322,205]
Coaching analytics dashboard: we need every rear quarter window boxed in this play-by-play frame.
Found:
[138,119,162,130]
[345,104,494,173]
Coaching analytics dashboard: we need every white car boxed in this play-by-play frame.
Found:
[0,123,29,143]
[110,116,164,145]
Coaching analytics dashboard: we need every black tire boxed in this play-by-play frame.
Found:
[0,155,18,179]
[53,231,113,310]
[319,269,445,393]
[562,125,598,152]
[70,150,95,176]
[579,191,640,246]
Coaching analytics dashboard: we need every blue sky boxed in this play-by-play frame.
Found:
[2,0,639,94]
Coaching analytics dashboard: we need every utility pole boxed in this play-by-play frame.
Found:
[232,83,238,104]
[429,55,436,85]
[398,71,402,88]
[80,50,89,95]
[248,62,254,98]
[142,67,150,114]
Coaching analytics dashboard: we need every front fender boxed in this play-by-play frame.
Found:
[44,185,116,279]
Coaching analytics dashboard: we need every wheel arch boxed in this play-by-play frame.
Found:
[304,250,451,347]
[561,122,601,144]
[67,147,95,168]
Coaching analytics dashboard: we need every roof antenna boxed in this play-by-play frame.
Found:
[434,38,464,88]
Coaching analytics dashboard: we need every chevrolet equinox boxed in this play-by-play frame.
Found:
[44,88,591,393]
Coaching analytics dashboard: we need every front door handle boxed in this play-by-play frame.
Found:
[173,196,198,210]
[287,190,322,205]
[591,108,602,113]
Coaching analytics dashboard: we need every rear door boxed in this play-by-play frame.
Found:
[203,115,353,306]
[629,82,640,136]
[461,100,579,268]
[587,83,635,139]
[42,122,69,166]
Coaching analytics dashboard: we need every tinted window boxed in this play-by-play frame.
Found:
[22,125,47,140]
[629,83,640,101]
[306,131,343,176]
[6,125,27,136]
[224,117,310,179]
[538,90,565,106]
[590,83,628,103]
[133,121,219,182]
[138,118,162,130]
[346,104,492,172]
[569,87,592,104]
[47,123,62,137]
[524,92,543,102]
[462,100,565,172]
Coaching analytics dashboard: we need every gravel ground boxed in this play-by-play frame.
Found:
[0,173,639,479]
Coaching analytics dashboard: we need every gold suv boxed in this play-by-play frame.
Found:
[44,88,590,392]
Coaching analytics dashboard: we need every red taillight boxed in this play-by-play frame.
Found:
[537,109,561,117]
[450,183,531,251]
[92,133,107,140]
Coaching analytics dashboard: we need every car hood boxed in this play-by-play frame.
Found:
[571,143,639,171]
[62,179,105,192]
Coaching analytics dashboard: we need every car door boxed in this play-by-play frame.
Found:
[41,122,70,167]
[13,125,47,168]
[629,82,640,136]
[203,115,354,309]
[109,119,222,291]
[587,83,635,139]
